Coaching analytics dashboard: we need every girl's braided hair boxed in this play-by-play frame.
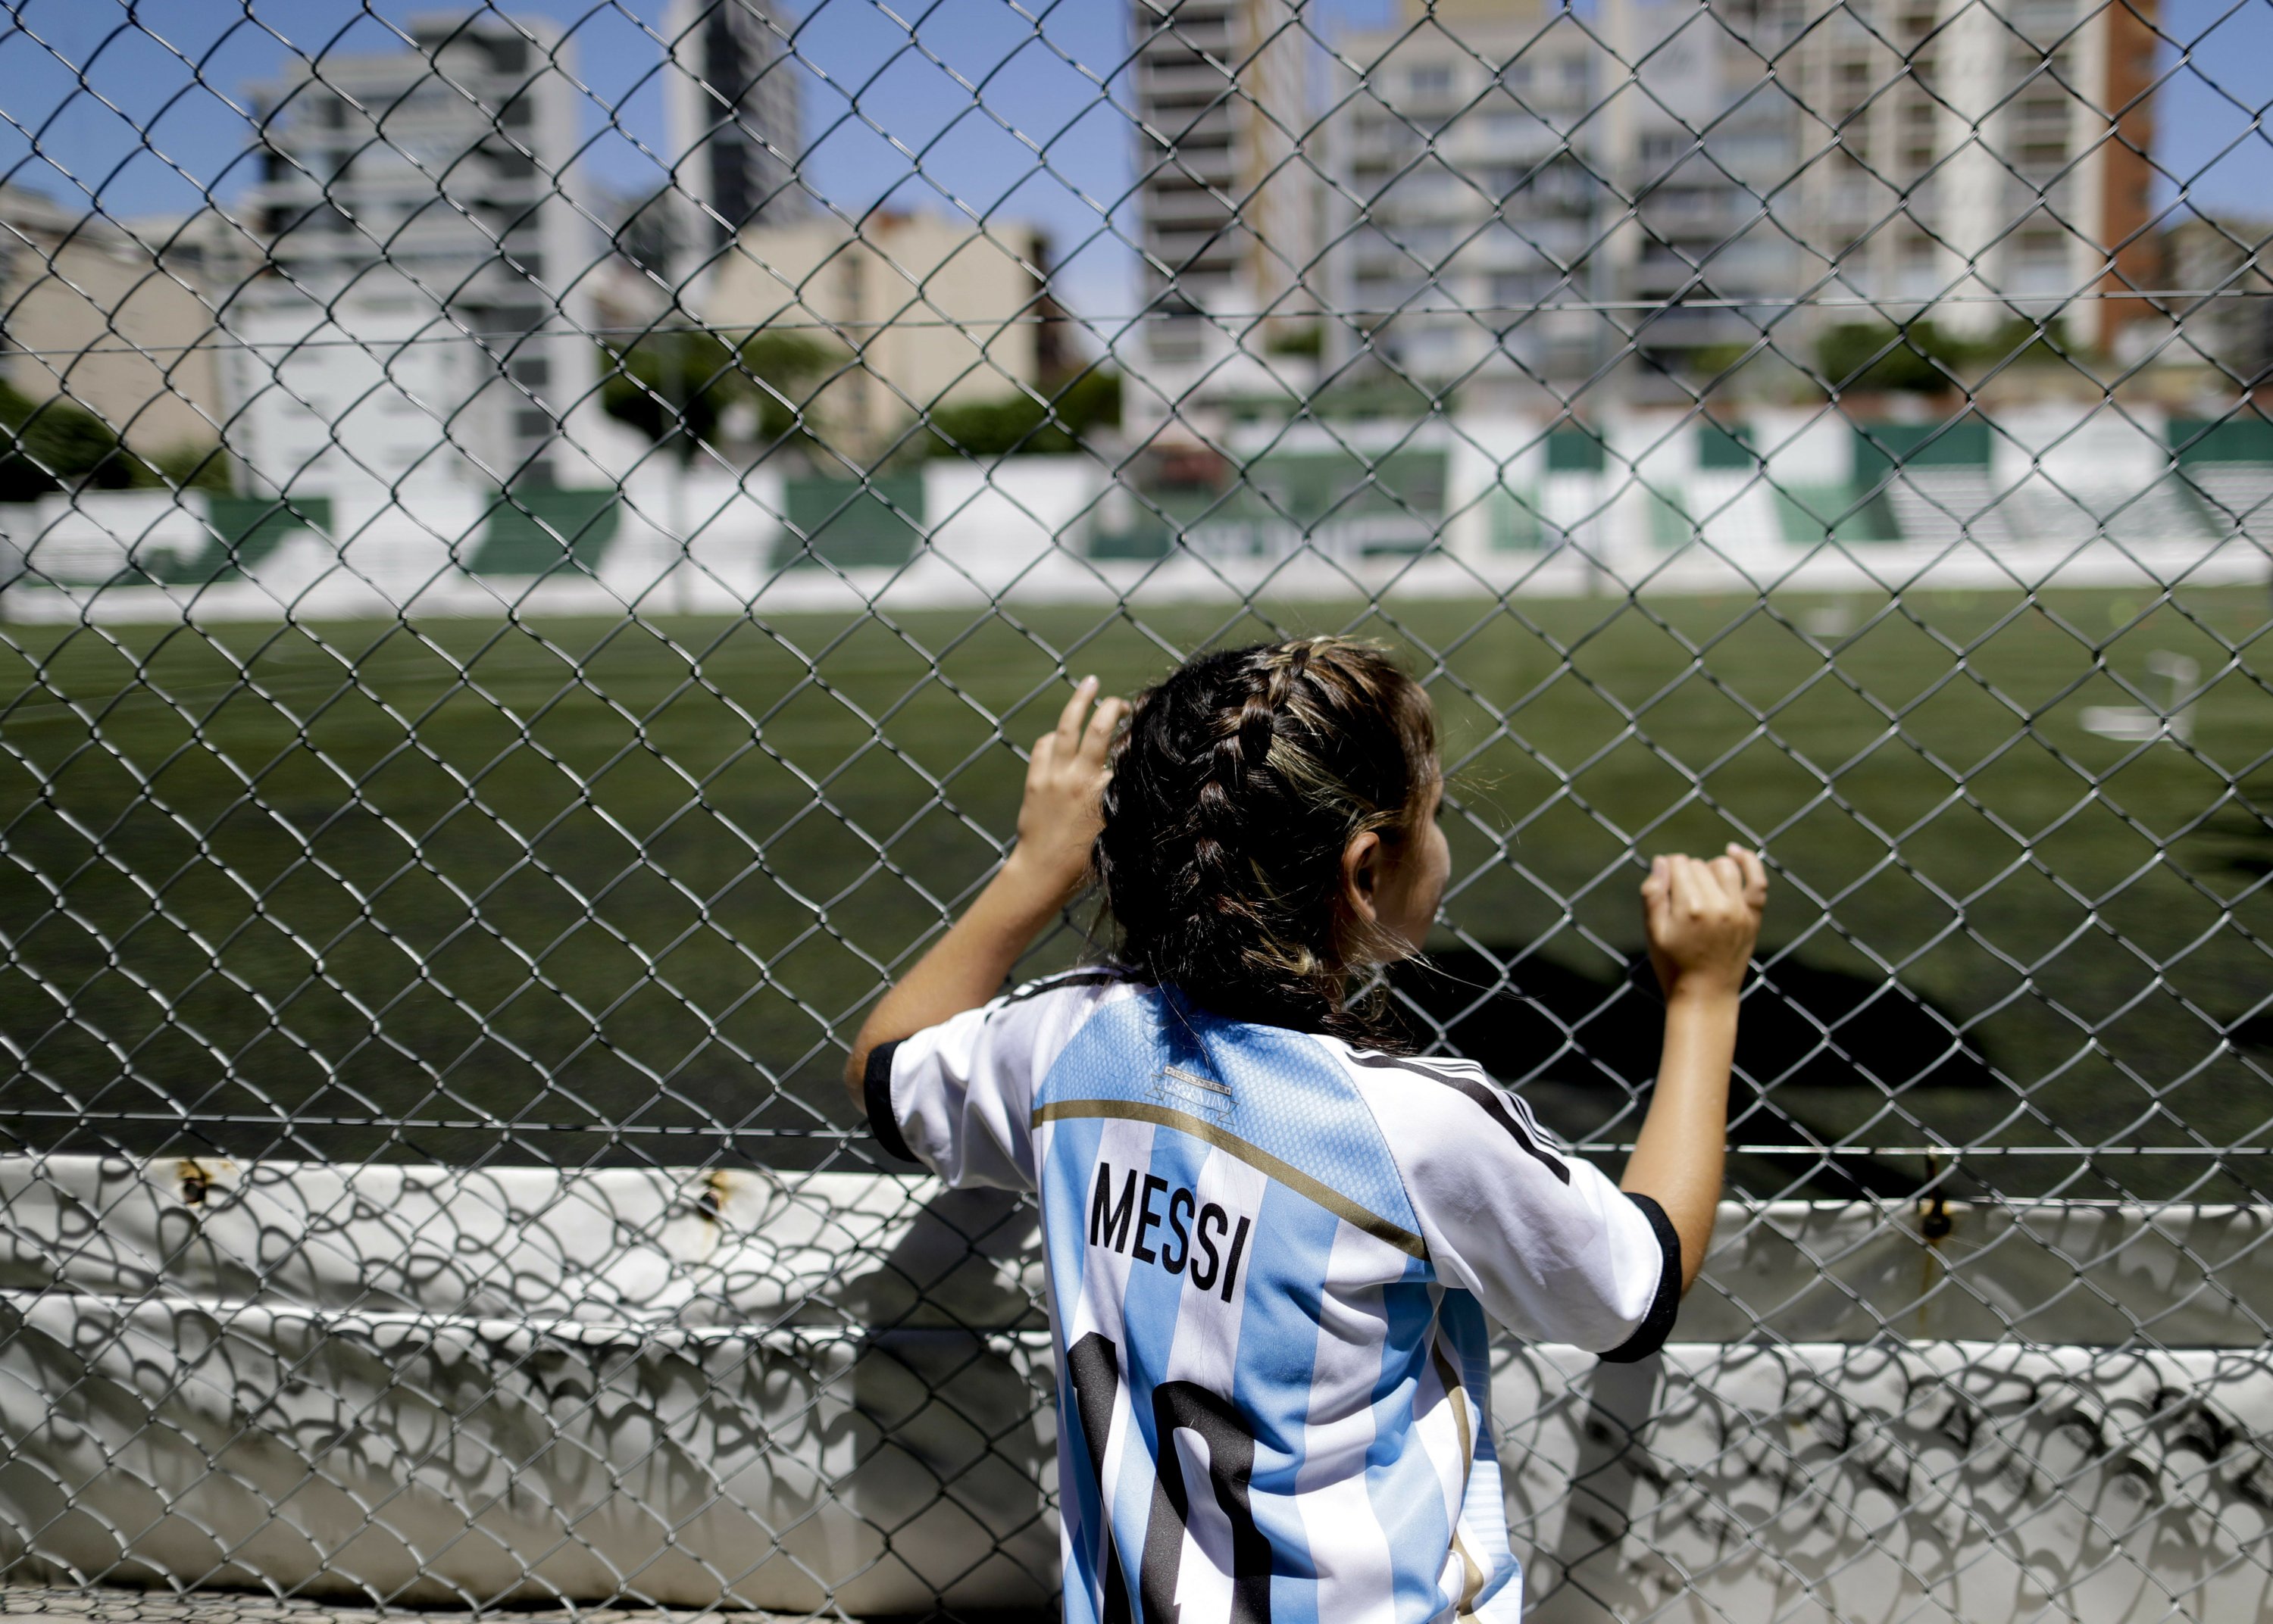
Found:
[1095,636,1438,1041]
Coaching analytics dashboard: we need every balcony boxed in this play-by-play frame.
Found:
[1140,61,1233,102]
[1146,232,1243,275]
[1146,189,1237,228]
[1347,122,1424,161]
[1141,104,1238,148]
[1143,153,1237,195]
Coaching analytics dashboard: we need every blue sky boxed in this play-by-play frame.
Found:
[3,0,2266,329]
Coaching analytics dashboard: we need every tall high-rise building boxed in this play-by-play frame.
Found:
[1757,0,2161,354]
[666,0,803,273]
[1130,0,1315,398]
[1316,0,2162,401]
[227,12,614,497]
[1595,0,1810,384]
[1323,0,1609,408]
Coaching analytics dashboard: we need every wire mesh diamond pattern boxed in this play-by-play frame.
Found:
[0,0,2269,1617]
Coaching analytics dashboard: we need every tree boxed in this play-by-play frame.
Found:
[599,328,839,462]
[1816,321,1968,395]
[1815,318,2084,397]
[919,367,1122,459]
[740,331,844,444]
[142,442,236,494]
[0,381,134,501]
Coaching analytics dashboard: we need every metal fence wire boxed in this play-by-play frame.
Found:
[2,0,2271,1617]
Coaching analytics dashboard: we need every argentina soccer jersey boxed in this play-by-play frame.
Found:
[865,970,1681,1624]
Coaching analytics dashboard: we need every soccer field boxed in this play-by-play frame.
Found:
[2,584,2267,1199]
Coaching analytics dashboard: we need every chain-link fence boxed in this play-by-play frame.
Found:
[2,0,2270,1617]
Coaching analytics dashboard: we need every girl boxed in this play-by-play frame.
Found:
[846,637,1765,1624]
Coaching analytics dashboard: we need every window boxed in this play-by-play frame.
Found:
[1388,166,1459,208]
[1490,271,1548,308]
[1409,64,1453,98]
[385,83,459,117]
[483,35,530,75]
[1398,223,1458,264]
[1151,320,1205,362]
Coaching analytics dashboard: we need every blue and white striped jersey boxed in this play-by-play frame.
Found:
[865,971,1680,1624]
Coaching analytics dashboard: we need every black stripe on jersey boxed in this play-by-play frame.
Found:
[1340,1050,1571,1185]
[1598,1191,1682,1363]
[1004,968,1133,1005]
[863,1040,920,1163]
[1065,1333,1135,1624]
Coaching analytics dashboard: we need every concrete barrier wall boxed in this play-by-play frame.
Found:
[2,1156,2267,1618]
[6,442,2269,626]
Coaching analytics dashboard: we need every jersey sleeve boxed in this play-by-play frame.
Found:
[861,972,1125,1191]
[1340,1049,1682,1360]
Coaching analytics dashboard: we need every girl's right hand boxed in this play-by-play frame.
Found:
[1005,676,1128,906]
[1642,844,1768,1001]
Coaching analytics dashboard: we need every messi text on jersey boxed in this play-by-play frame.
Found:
[1087,1161,1252,1301]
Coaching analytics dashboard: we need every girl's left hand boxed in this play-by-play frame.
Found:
[1005,676,1128,904]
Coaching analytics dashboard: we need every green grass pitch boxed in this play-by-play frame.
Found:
[2,584,2267,1199]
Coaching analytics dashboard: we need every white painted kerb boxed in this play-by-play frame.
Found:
[0,1157,2265,1619]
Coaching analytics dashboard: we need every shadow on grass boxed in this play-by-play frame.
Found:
[1389,947,2000,1201]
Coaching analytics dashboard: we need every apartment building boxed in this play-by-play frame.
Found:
[1765,0,2159,351]
[1130,0,1315,403]
[1317,0,2160,400]
[1322,0,1806,397]
[226,12,621,498]
[665,0,803,273]
[708,211,1052,454]
[1324,0,1609,407]
[1595,0,1811,382]
[0,186,229,462]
